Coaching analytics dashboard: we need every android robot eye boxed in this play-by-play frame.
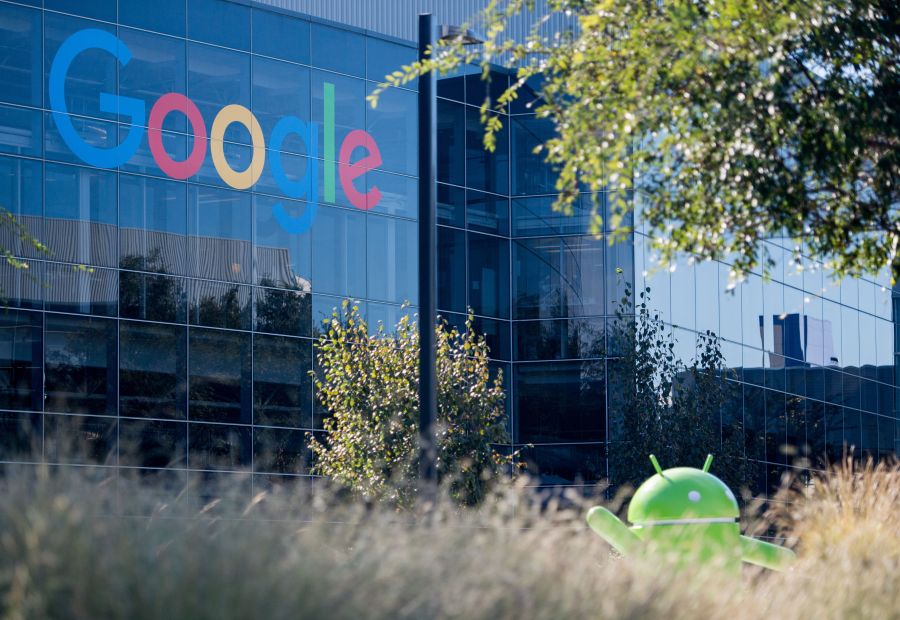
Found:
[688,491,702,502]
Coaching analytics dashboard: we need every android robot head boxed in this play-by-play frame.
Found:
[586,455,795,572]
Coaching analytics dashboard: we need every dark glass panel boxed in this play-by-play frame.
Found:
[824,403,844,462]
[119,271,187,323]
[436,63,466,101]
[188,328,251,424]
[516,361,605,443]
[0,309,42,412]
[859,377,878,414]
[470,316,511,362]
[466,68,509,110]
[119,321,187,420]
[859,413,878,461]
[786,366,806,397]
[742,384,766,461]
[44,162,117,267]
[119,419,187,469]
[466,107,509,195]
[0,411,41,462]
[46,0,115,21]
[189,280,252,330]
[0,156,42,259]
[515,318,606,361]
[842,371,861,410]
[254,286,311,338]
[765,389,786,464]
[188,423,251,471]
[606,236,633,315]
[877,415,896,461]
[512,195,593,237]
[510,73,546,114]
[187,42,251,144]
[436,99,465,186]
[44,262,117,316]
[366,86,417,176]
[0,5,41,107]
[44,314,116,416]
[511,114,558,195]
[519,443,605,485]
[805,399,827,466]
[251,56,310,143]
[0,260,42,310]
[311,205,366,298]
[366,37,416,85]
[468,232,509,319]
[253,427,309,474]
[843,408,861,458]
[44,414,116,465]
[253,334,312,428]
[255,194,313,289]
[310,23,364,77]
[118,28,187,132]
[466,190,509,236]
[187,184,252,283]
[187,0,250,50]
[437,183,465,227]
[119,173,188,275]
[805,365,825,401]
[784,394,806,461]
[437,226,466,314]
[0,104,42,156]
[366,214,417,304]
[120,0,186,37]
[513,236,605,319]
[252,8,309,64]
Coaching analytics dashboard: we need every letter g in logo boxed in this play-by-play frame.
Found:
[49,29,144,168]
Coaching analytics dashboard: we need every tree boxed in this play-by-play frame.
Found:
[607,285,754,493]
[308,302,513,507]
[372,0,900,282]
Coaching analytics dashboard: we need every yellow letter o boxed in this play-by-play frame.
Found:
[210,104,265,190]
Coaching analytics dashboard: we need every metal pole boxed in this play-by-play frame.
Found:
[417,13,438,490]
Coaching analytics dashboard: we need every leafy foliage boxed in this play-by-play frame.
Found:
[308,302,512,507]
[0,207,49,296]
[371,0,900,282]
[608,285,753,493]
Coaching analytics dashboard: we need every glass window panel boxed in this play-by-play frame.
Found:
[188,328,251,424]
[311,70,365,170]
[0,104,42,156]
[840,276,859,309]
[253,334,311,428]
[255,149,312,195]
[187,43,251,144]
[193,139,254,187]
[366,214,416,304]
[119,173,187,275]
[841,304,860,371]
[860,412,879,459]
[44,262,117,316]
[251,56,310,144]
[119,271,187,323]
[43,14,117,119]
[466,190,509,236]
[0,260,43,310]
[695,259,719,336]
[437,226,466,314]
[0,5,41,106]
[875,318,892,367]
[515,318,605,361]
[118,28,187,132]
[44,162,117,267]
[436,63,468,101]
[511,195,593,237]
[821,299,843,367]
[513,236,604,319]
[465,67,508,109]
[518,443,605,485]
[741,273,764,351]
[120,0,186,37]
[877,415,896,461]
[188,0,250,50]
[466,107,509,195]
[254,427,309,474]
[311,294,365,338]
[119,418,187,469]
[469,232,509,319]
[875,283,892,320]
[187,184,252,283]
[46,0,115,20]
[44,111,118,166]
[367,302,415,334]
[44,314,117,416]
[119,321,186,420]
[189,280,252,330]
[805,399,826,465]
[310,23,364,77]
[511,114,557,195]
[188,423,251,471]
[762,279,784,355]
[366,37,416,85]
[436,99,465,186]
[515,361,605,443]
[119,125,187,178]
[254,287,312,338]
[0,309,42,412]
[367,170,416,219]
[764,389,786,463]
[509,73,545,114]
[842,372,861,410]
[252,9,309,65]
[0,156,42,259]
[0,411,40,462]
[44,414,116,465]
[254,194,313,289]
[858,311,876,369]
[437,183,465,228]
[311,205,366,297]
[606,236,633,316]
[824,403,843,462]
[366,86,416,176]
[471,316,511,361]
[188,470,251,514]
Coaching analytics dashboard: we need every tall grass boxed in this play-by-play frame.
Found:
[0,460,897,620]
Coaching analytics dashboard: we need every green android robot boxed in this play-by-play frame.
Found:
[587,454,795,572]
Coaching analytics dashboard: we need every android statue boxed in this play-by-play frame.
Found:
[587,454,795,572]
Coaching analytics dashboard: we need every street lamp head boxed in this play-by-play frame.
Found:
[437,24,484,46]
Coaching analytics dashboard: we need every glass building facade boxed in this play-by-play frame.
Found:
[0,0,896,500]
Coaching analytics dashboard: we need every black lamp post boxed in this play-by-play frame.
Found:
[417,13,483,492]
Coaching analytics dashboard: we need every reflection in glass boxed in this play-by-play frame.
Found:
[188,328,251,424]
[119,418,187,468]
[0,104,42,157]
[469,232,510,319]
[466,107,509,195]
[252,9,309,65]
[44,414,116,465]
[120,173,187,275]
[188,184,252,283]
[438,226,466,314]
[253,427,309,474]
[189,279,252,330]
[366,214,417,304]
[0,310,42,412]
[188,423,251,471]
[253,334,312,428]
[511,115,557,195]
[311,206,366,297]
[119,271,187,323]
[516,361,605,443]
[437,99,465,186]
[0,4,42,107]
[44,314,116,416]
[310,24,365,77]
[44,263,117,317]
[119,321,186,419]
[466,190,509,235]
[255,287,311,338]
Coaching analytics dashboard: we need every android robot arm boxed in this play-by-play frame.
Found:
[739,535,796,571]
[586,506,642,555]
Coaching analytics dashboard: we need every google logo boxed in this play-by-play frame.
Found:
[49,29,385,234]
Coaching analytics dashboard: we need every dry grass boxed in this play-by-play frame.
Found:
[0,460,897,620]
